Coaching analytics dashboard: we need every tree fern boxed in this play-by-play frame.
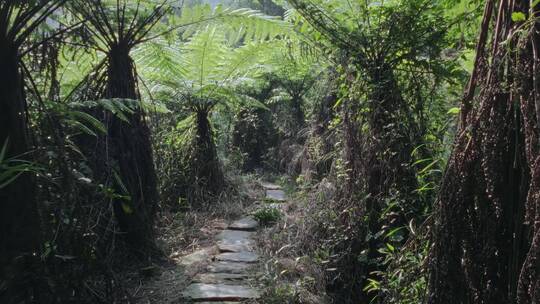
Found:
[135,22,286,198]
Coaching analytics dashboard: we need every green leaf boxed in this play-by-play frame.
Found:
[121,202,134,214]
[511,12,526,22]
[385,227,404,239]
[418,159,440,175]
[447,107,460,115]
[69,120,97,137]
[70,111,107,134]
[113,170,130,196]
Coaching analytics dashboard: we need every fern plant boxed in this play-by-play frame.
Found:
[63,0,177,253]
[137,24,284,201]
[266,39,326,135]
[0,140,42,190]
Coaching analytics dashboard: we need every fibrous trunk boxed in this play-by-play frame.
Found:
[429,1,540,303]
[338,63,419,301]
[364,63,418,207]
[102,45,158,253]
[291,94,305,133]
[193,109,224,192]
[0,41,41,266]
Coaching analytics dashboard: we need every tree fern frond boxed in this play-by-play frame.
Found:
[182,26,228,90]
[220,40,278,83]
[134,39,188,82]
[138,24,289,114]
[171,4,291,44]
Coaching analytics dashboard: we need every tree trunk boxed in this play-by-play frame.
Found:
[365,63,418,206]
[104,44,158,253]
[337,63,420,302]
[0,39,41,299]
[194,109,224,191]
[429,1,540,303]
[291,94,305,132]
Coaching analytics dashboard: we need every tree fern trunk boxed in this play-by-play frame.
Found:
[365,63,418,205]
[338,63,420,302]
[104,45,158,254]
[291,94,305,133]
[194,109,224,193]
[0,40,41,298]
[429,1,540,302]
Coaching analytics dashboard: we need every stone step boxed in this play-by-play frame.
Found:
[259,181,282,190]
[216,230,254,247]
[266,189,287,201]
[177,247,214,267]
[193,273,249,284]
[207,261,251,274]
[182,283,260,301]
[228,217,259,231]
[216,252,259,263]
[218,243,252,253]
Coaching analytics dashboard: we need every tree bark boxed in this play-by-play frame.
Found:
[0,39,42,298]
[194,108,224,191]
[336,63,420,302]
[291,94,305,132]
[365,63,418,204]
[429,1,540,302]
[103,44,158,253]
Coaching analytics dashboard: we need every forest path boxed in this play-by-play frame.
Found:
[180,181,288,303]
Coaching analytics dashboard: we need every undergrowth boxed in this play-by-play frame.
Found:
[254,207,282,225]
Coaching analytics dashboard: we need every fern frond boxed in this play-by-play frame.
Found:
[171,4,291,43]
[135,39,188,82]
[138,24,289,113]
[182,26,228,90]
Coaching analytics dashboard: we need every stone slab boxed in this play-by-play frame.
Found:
[216,252,259,263]
[216,230,254,247]
[260,181,282,190]
[218,243,253,253]
[182,283,260,301]
[207,261,251,273]
[177,248,213,266]
[193,273,249,284]
[266,189,287,201]
[228,217,259,231]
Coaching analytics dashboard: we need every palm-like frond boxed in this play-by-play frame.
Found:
[289,0,447,69]
[220,40,277,81]
[135,39,187,83]
[70,0,169,49]
[137,26,280,111]
[0,0,66,46]
[170,4,291,43]
[182,27,227,90]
